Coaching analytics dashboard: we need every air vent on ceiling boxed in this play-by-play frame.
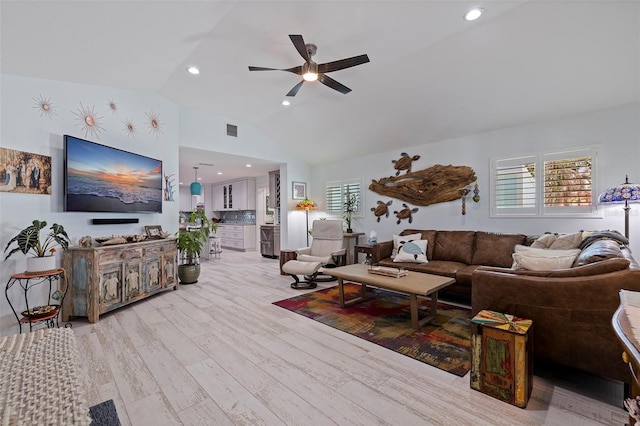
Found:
[226,124,238,137]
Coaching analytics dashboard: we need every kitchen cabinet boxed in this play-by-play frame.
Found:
[212,178,256,211]
[268,170,280,209]
[212,184,224,211]
[217,224,256,251]
[180,186,204,211]
[62,239,178,323]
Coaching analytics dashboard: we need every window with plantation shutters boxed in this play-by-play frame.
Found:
[492,156,537,215]
[543,150,593,214]
[326,182,342,213]
[491,146,599,217]
[325,179,363,215]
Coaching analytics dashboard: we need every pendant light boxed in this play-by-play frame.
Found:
[190,166,202,196]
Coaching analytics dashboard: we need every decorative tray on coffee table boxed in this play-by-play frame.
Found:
[368,266,408,278]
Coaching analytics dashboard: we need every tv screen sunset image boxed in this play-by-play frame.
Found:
[64,136,163,213]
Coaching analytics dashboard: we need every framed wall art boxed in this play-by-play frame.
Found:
[0,147,52,195]
[145,225,163,238]
[292,181,307,200]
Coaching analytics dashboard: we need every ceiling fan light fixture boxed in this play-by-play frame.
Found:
[464,7,483,21]
[302,61,318,81]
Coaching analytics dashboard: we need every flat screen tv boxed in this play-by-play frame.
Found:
[64,135,163,213]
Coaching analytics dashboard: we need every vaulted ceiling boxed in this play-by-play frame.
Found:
[2,1,638,183]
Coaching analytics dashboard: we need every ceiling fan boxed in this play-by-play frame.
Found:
[248,34,370,97]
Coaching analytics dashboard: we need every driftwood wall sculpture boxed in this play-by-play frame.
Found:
[369,164,477,207]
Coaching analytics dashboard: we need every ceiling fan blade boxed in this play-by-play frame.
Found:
[248,66,281,71]
[249,65,303,75]
[317,54,370,74]
[318,74,351,94]
[289,34,310,62]
[286,80,304,97]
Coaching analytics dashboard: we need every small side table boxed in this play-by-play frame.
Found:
[470,310,533,408]
[343,232,365,265]
[5,268,68,333]
[354,244,377,264]
[279,249,298,275]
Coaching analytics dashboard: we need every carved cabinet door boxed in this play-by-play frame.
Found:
[98,265,123,310]
[124,261,143,301]
[145,258,162,292]
[163,254,177,287]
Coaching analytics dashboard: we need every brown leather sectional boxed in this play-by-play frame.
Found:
[372,229,640,383]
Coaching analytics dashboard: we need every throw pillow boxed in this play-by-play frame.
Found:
[549,231,583,249]
[512,245,581,271]
[391,233,422,258]
[393,239,428,264]
[530,233,557,249]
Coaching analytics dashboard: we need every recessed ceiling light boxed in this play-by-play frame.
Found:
[464,8,483,21]
[282,100,291,106]
[246,164,252,167]
[217,172,222,175]
[187,66,200,75]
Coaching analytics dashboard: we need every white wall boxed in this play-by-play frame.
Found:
[0,74,314,334]
[179,107,312,248]
[310,102,640,256]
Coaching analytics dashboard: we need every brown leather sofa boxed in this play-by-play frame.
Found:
[472,238,640,383]
[372,229,531,297]
[372,229,640,383]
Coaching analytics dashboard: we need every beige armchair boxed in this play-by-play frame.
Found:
[282,220,346,289]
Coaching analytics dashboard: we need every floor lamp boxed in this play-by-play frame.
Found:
[295,199,316,246]
[598,175,640,239]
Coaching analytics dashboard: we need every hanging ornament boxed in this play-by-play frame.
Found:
[473,183,480,203]
[460,188,470,215]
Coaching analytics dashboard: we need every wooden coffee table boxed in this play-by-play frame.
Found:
[325,263,455,329]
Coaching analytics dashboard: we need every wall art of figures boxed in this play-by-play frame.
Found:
[0,147,52,195]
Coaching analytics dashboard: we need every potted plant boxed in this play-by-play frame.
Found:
[342,192,358,233]
[4,220,70,273]
[175,209,217,284]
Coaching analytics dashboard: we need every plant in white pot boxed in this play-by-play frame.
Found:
[4,220,70,273]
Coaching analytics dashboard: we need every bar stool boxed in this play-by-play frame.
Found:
[209,236,222,259]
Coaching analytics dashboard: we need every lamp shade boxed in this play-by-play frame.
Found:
[598,176,640,204]
[190,182,202,196]
[190,166,202,196]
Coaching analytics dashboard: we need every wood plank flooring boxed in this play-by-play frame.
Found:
[67,250,627,425]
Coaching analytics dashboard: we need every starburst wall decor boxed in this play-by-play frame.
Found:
[122,117,138,137]
[106,99,118,113]
[33,95,57,118]
[72,102,105,139]
[146,110,163,137]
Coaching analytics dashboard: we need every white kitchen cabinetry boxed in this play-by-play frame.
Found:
[212,178,256,211]
[212,184,224,211]
[216,224,256,251]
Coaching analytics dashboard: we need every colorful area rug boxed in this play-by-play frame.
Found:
[273,283,471,376]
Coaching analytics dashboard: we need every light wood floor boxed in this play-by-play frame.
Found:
[68,250,627,425]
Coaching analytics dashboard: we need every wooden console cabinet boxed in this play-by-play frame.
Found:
[62,238,178,323]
